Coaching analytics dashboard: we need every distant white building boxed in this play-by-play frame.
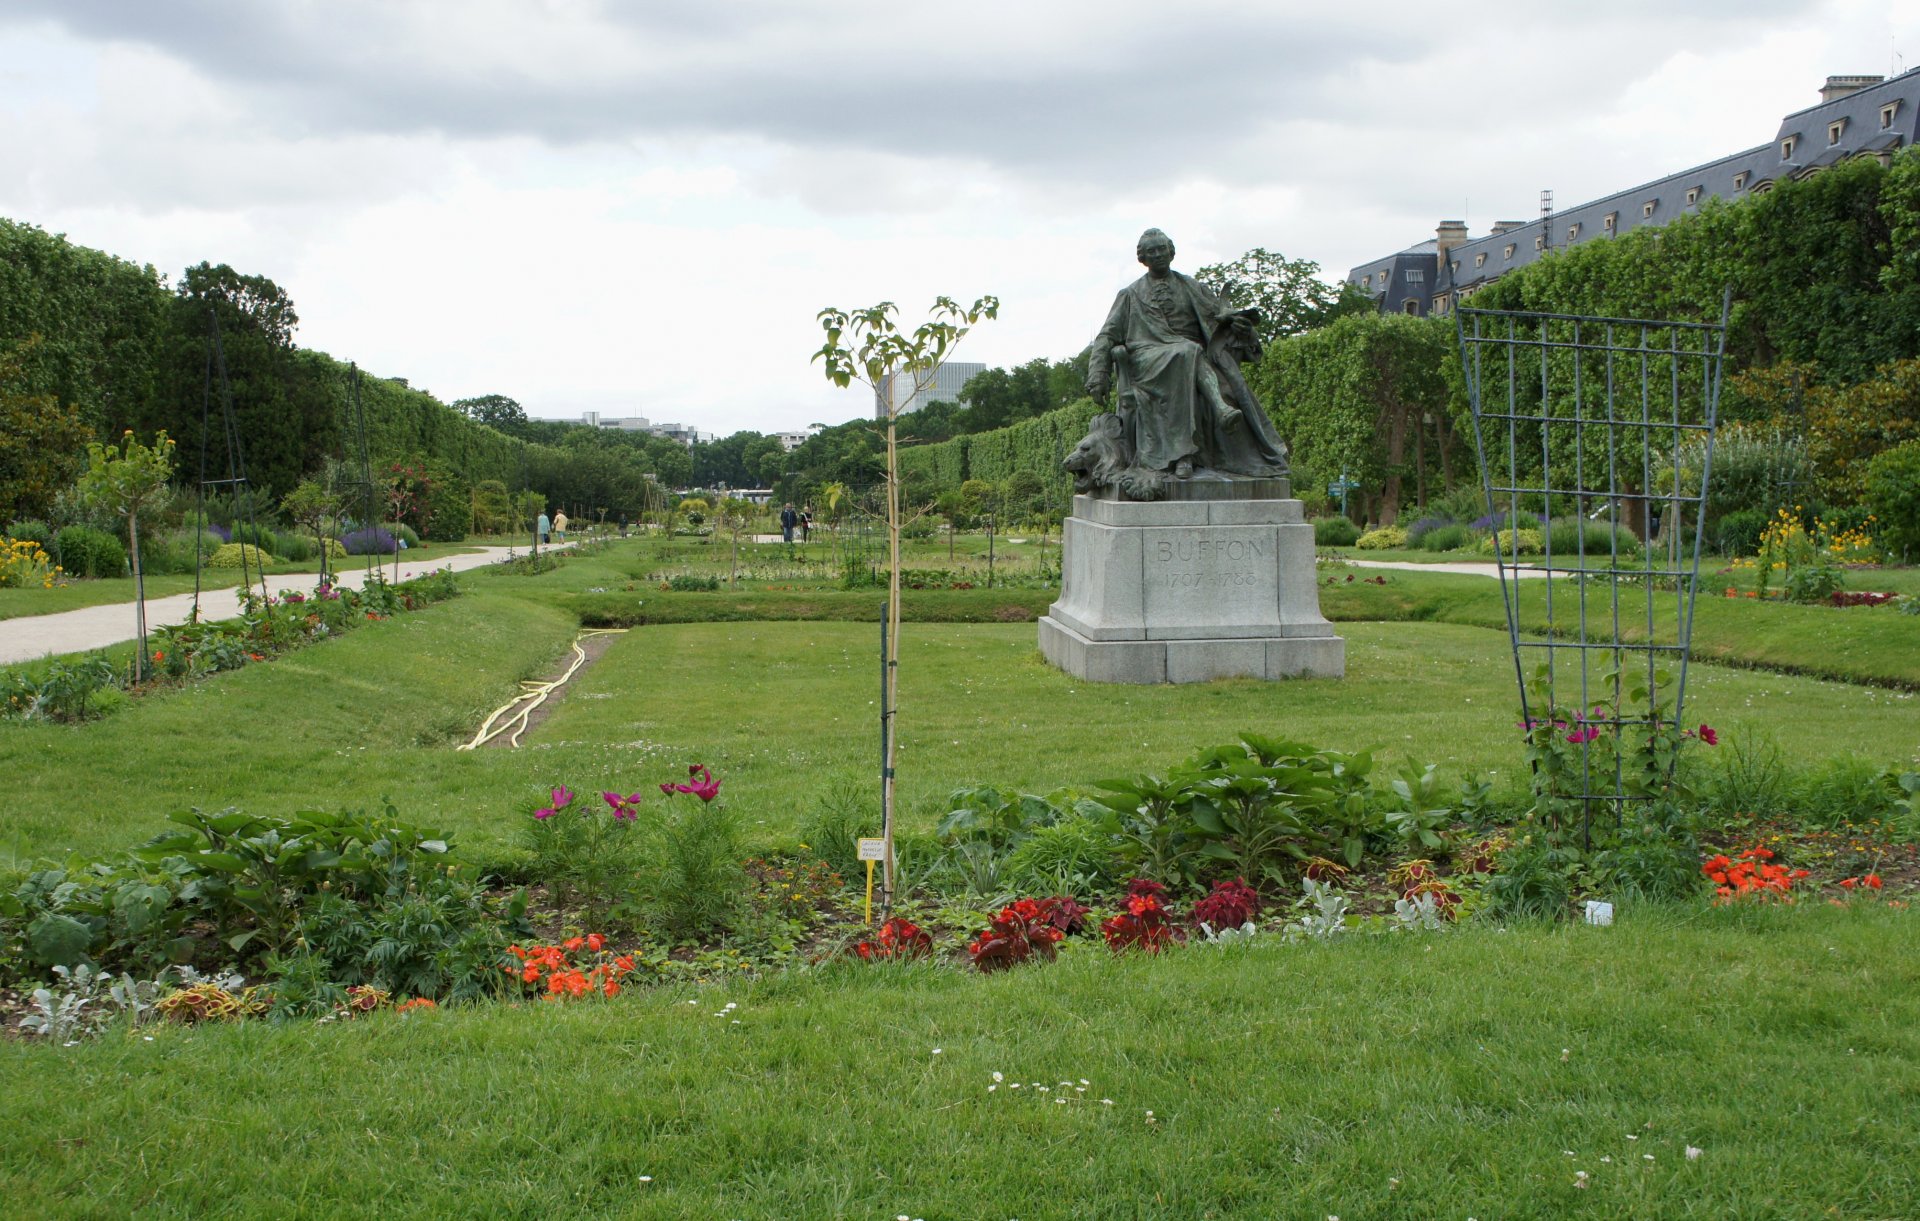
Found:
[775,425,822,452]
[575,412,715,446]
[874,361,986,420]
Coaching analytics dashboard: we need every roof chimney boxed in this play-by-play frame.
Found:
[1435,219,1469,256]
[1489,220,1527,235]
[1820,74,1883,102]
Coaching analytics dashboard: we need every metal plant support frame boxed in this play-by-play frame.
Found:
[1456,295,1729,842]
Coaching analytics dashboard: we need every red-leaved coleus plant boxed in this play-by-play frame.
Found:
[967,898,1068,972]
[852,917,932,961]
[1191,877,1261,930]
[1101,878,1184,954]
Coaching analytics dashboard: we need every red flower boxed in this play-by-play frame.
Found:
[1840,877,1858,890]
[1698,724,1718,746]
[1865,874,1884,890]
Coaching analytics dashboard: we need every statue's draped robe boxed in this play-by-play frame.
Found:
[1090,270,1289,477]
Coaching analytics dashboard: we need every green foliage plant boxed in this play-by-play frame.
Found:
[54,525,126,579]
[1417,523,1470,552]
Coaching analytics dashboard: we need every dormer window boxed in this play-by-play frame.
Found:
[1405,268,1424,283]
[1603,212,1617,231]
[1781,136,1797,160]
[1642,200,1657,218]
[1733,171,1749,190]
[1534,235,1545,250]
[1377,271,1388,286]
[1685,187,1700,206]
[1884,102,1901,130]
[1475,252,1487,268]
[1829,119,1846,145]
[1568,223,1581,240]
[1503,243,1516,260]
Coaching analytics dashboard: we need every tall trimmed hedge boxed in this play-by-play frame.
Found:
[1,216,554,497]
[897,397,1100,497]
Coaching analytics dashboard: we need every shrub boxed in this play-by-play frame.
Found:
[229,522,279,553]
[1714,508,1768,557]
[205,542,272,570]
[55,525,126,578]
[5,518,51,549]
[1313,517,1360,546]
[1471,509,1539,531]
[1546,519,1640,557]
[388,522,423,549]
[275,533,315,563]
[1403,515,1451,545]
[342,527,397,555]
[1355,526,1409,550]
[1480,528,1543,556]
[1417,523,1471,551]
[1863,439,1920,560]
[667,574,720,591]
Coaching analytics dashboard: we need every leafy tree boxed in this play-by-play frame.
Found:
[1255,314,1461,524]
[814,293,997,905]
[1194,248,1375,346]
[76,431,175,680]
[282,476,344,579]
[0,338,92,522]
[453,394,529,433]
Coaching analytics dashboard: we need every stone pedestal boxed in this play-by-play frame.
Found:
[1037,488,1344,684]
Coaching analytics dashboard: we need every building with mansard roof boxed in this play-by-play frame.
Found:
[1347,71,1920,318]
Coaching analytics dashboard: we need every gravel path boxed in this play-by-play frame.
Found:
[0,546,543,665]
[1341,558,1551,580]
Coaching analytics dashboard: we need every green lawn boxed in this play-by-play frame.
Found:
[1,903,1912,1218]
[4,602,1914,864]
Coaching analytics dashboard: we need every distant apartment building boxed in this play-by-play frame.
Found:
[874,361,987,420]
[1348,71,1920,317]
[775,426,821,453]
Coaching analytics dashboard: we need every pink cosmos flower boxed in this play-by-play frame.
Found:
[660,764,721,803]
[1698,724,1718,746]
[534,785,575,821]
[601,791,643,821]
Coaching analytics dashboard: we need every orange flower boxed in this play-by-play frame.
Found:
[1839,877,1858,890]
[1865,874,1883,890]
[563,936,585,951]
[602,981,621,997]
[586,933,606,951]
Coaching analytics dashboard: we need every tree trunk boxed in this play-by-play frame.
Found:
[1378,400,1410,526]
[130,509,147,682]
[882,415,902,910]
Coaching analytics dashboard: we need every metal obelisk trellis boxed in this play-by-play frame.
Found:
[193,310,269,619]
[1457,293,1729,844]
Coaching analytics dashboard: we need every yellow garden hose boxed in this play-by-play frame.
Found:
[455,628,628,750]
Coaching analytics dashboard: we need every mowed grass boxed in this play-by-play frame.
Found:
[1319,566,1920,688]
[0,903,1913,1219]
[4,607,1915,864]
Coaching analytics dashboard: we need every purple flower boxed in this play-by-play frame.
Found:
[551,785,574,810]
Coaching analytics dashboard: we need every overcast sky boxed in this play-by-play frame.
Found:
[2,1,1915,435]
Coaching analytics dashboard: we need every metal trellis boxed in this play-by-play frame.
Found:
[1457,294,1729,844]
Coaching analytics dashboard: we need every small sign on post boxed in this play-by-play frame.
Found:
[857,838,887,924]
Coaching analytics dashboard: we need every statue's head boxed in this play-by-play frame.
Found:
[1136,228,1175,273]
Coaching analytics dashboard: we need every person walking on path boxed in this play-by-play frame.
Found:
[537,512,551,545]
[553,510,569,542]
[800,507,813,542]
[779,502,798,544]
